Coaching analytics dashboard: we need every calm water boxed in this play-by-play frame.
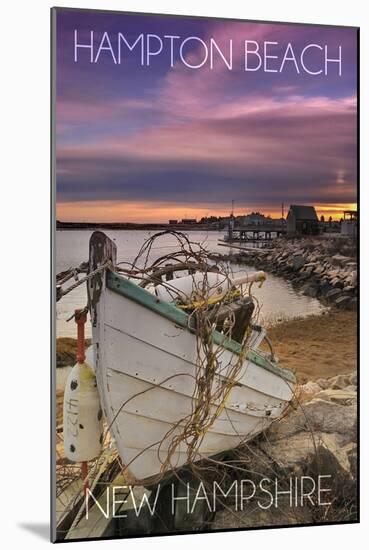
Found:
[56,229,325,338]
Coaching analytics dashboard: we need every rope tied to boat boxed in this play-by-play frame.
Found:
[56,261,113,301]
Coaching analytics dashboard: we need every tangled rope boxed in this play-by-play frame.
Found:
[115,231,260,474]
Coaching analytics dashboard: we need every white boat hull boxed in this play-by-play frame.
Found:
[91,272,295,482]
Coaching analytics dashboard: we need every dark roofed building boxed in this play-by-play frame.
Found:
[181,218,197,224]
[341,210,357,237]
[287,205,319,235]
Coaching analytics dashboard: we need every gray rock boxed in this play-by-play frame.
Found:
[345,385,357,393]
[261,432,352,476]
[320,282,333,297]
[326,288,343,300]
[343,285,356,294]
[314,389,356,405]
[335,295,352,308]
[327,269,340,279]
[331,254,350,266]
[329,374,352,389]
[296,272,311,282]
[316,378,331,389]
[268,397,356,441]
[330,278,345,289]
[302,284,319,298]
[300,381,322,398]
[314,265,326,275]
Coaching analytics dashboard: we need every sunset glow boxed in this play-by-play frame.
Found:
[56,201,357,224]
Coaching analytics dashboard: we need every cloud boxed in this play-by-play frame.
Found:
[55,13,357,220]
[57,93,356,205]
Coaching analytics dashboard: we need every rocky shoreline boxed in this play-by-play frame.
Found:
[211,370,357,528]
[212,236,357,311]
[55,327,357,530]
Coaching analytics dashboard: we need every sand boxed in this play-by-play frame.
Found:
[265,310,357,383]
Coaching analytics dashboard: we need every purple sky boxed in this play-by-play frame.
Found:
[55,9,358,222]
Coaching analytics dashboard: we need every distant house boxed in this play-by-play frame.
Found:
[341,210,357,237]
[181,218,197,224]
[168,219,178,225]
[286,205,319,235]
[238,212,266,226]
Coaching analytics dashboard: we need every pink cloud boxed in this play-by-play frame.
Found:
[57,92,356,197]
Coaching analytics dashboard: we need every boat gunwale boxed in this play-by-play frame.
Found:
[106,271,296,384]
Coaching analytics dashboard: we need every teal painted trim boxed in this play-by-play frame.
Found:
[247,349,296,383]
[107,271,193,328]
[106,271,296,384]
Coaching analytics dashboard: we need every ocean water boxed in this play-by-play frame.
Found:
[56,229,325,338]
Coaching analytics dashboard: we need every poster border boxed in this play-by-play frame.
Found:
[50,6,360,542]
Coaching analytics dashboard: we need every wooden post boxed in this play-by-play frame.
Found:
[75,309,87,364]
[87,231,117,326]
[81,460,89,495]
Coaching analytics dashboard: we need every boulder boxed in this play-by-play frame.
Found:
[314,265,326,275]
[328,374,352,389]
[296,272,311,282]
[300,381,322,399]
[335,295,352,308]
[315,378,331,389]
[260,431,352,477]
[327,269,340,279]
[342,285,356,295]
[330,277,345,289]
[314,389,356,405]
[267,397,356,442]
[302,283,319,298]
[326,288,343,300]
[320,282,333,297]
[331,254,350,266]
[292,255,306,270]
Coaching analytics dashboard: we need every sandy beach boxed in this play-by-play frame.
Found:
[266,310,357,383]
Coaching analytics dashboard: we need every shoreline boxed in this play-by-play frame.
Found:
[56,223,221,231]
[212,235,357,311]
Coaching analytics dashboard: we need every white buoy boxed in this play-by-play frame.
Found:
[155,270,266,304]
[63,310,103,463]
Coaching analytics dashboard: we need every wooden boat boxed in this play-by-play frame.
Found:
[87,231,296,483]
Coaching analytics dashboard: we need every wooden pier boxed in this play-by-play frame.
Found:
[225,223,286,243]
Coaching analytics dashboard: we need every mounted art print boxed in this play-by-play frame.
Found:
[51,7,359,542]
